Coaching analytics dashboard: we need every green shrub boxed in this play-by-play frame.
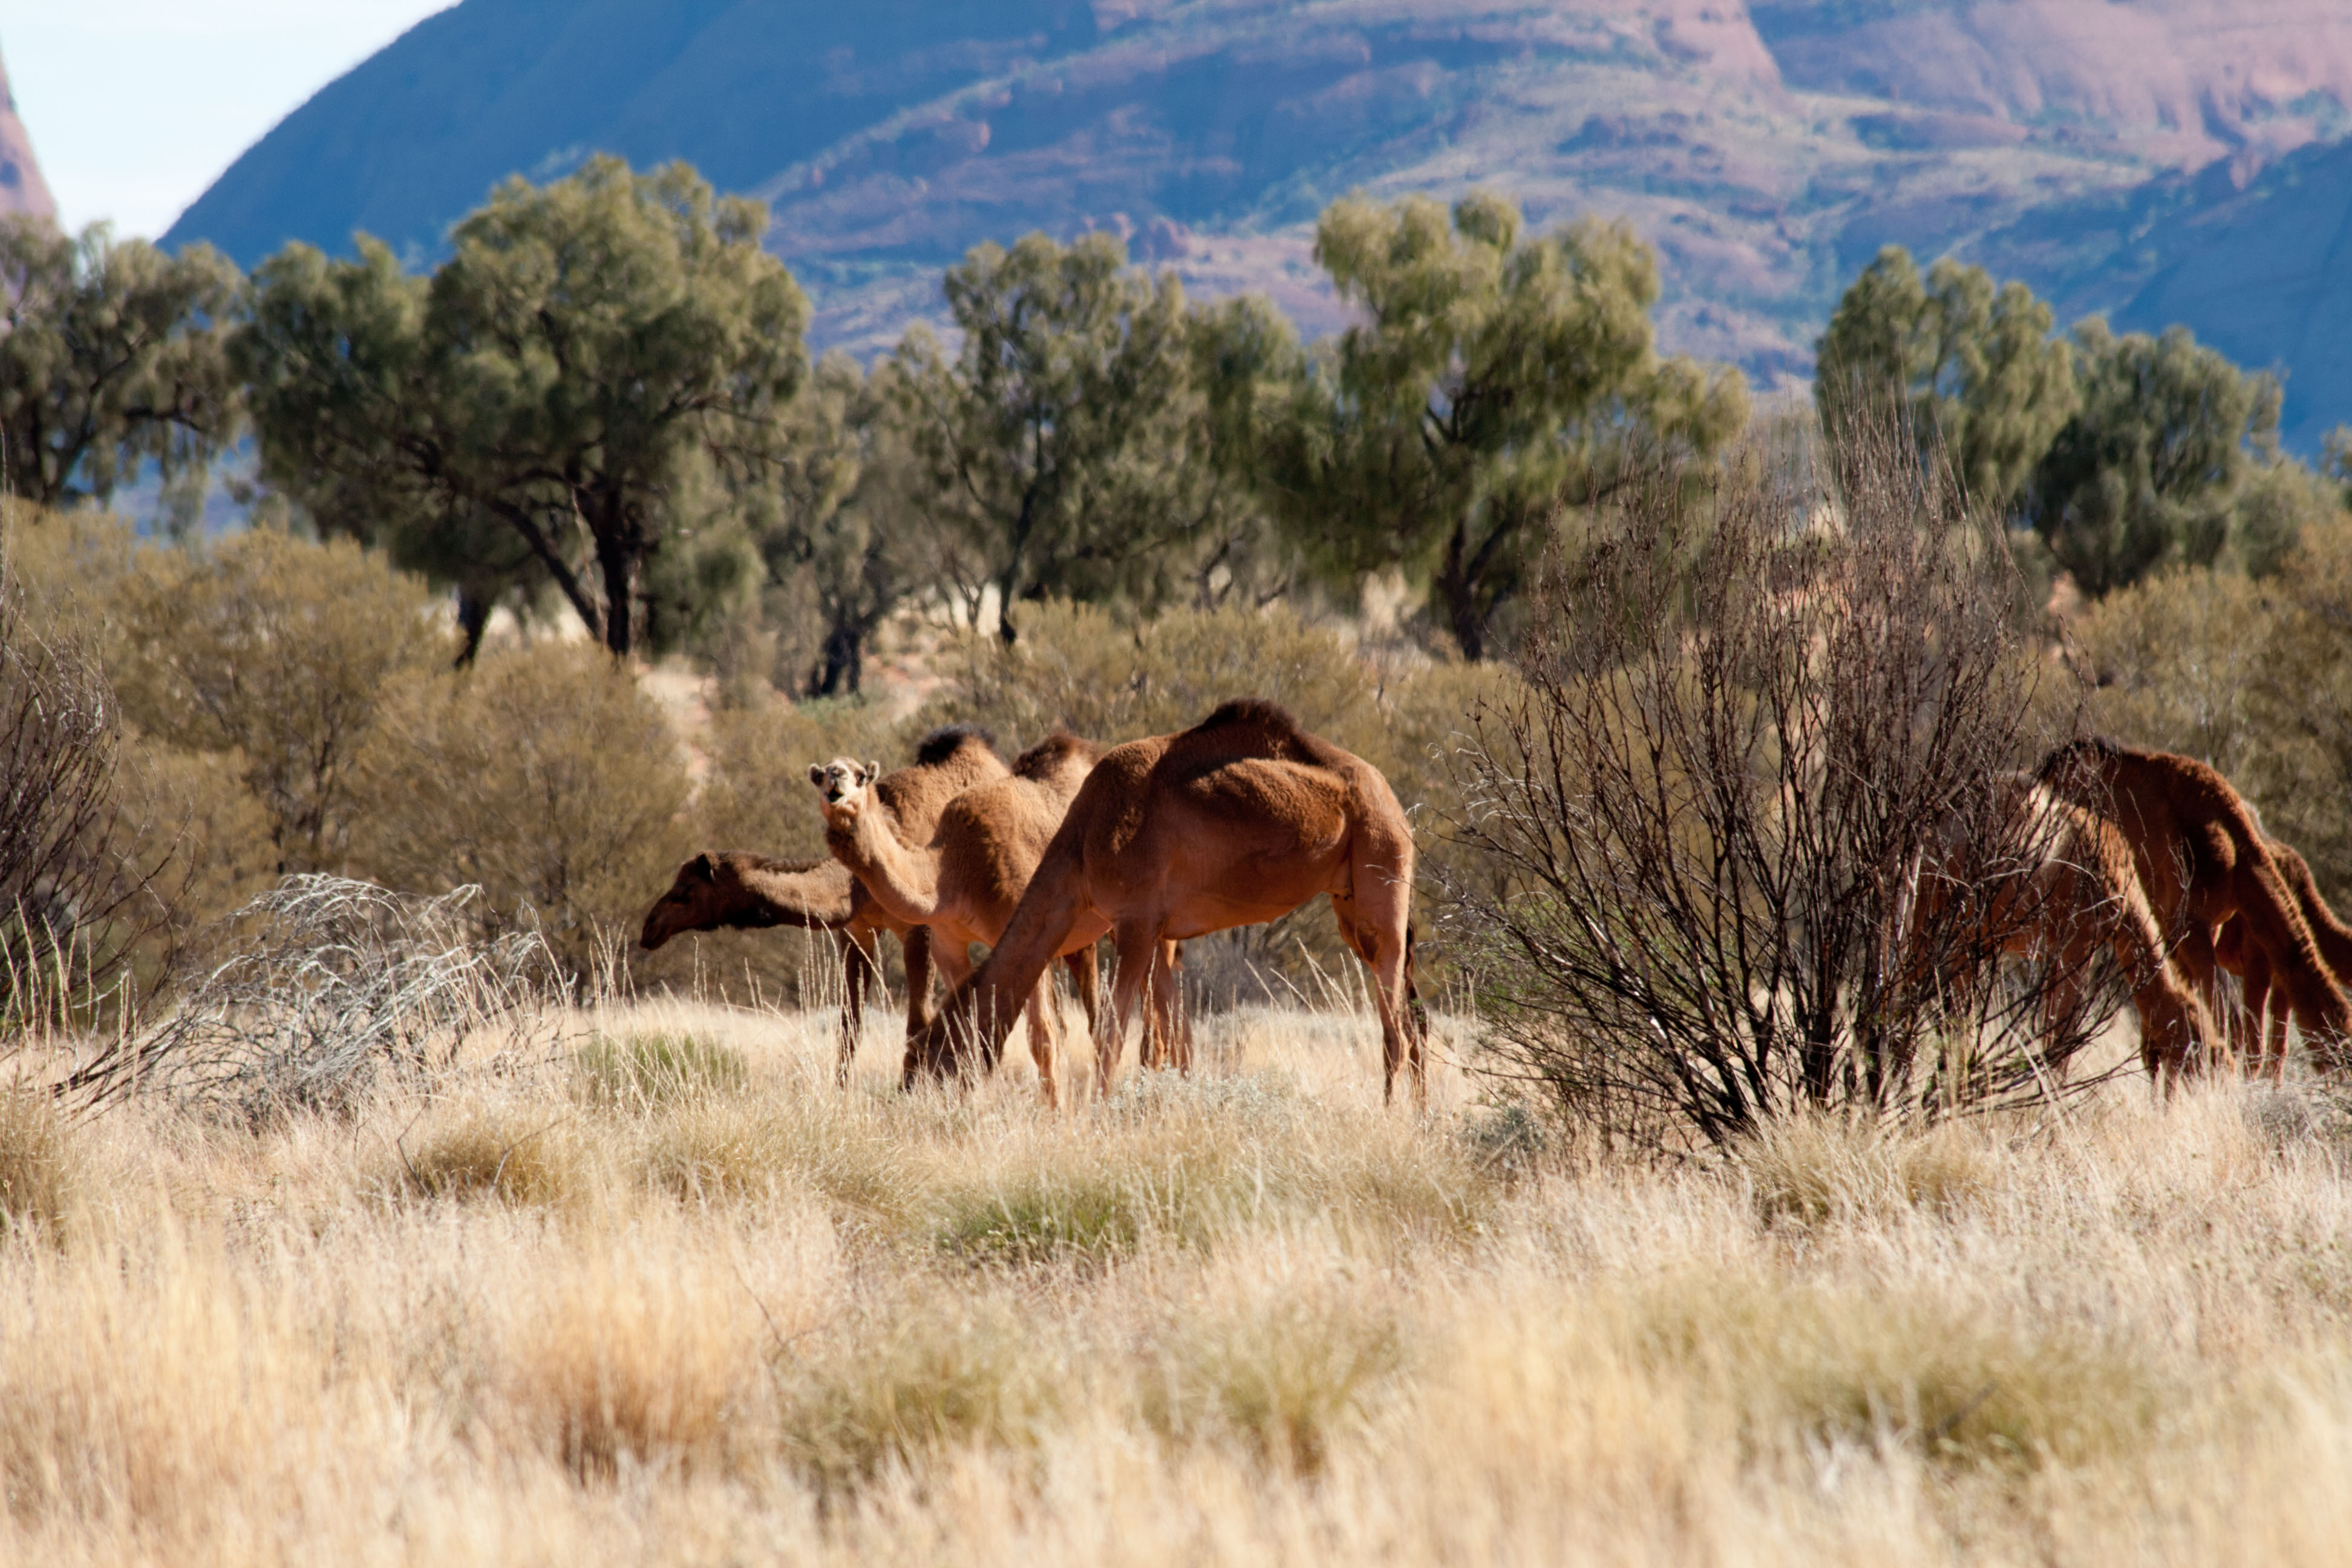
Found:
[350,641,691,973]
[575,1031,747,1110]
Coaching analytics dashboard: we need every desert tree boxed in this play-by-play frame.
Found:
[892,231,1268,642]
[1262,191,1747,659]
[0,217,241,512]
[2019,320,2281,596]
[1451,415,2122,1146]
[238,157,807,659]
[1814,245,2077,516]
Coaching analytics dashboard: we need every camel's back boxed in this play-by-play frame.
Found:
[877,728,1008,843]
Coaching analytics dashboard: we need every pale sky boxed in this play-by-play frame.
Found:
[2,1,457,238]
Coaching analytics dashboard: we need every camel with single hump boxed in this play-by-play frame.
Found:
[642,725,1009,1081]
[2212,841,2352,1074]
[2038,738,2352,1069]
[906,699,1428,1106]
[638,852,928,1082]
[1912,774,2215,1082]
[812,732,1108,1106]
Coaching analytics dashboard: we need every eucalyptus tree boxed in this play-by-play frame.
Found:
[1264,191,1747,660]
[240,157,807,659]
[0,216,241,509]
[1814,245,2077,515]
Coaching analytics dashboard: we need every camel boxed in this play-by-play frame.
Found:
[904,699,1429,1106]
[2212,841,2352,1075]
[638,851,930,1083]
[1910,774,2215,1082]
[2038,739,2352,1070]
[640,725,1009,1082]
[813,732,1109,1106]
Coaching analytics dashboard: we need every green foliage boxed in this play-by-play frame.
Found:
[892,232,1273,641]
[240,157,808,659]
[110,528,449,873]
[0,218,241,516]
[1814,245,2077,514]
[575,1031,748,1109]
[349,641,692,970]
[2024,319,2282,596]
[740,353,931,698]
[1266,191,1747,658]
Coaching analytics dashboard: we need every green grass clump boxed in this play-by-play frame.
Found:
[575,1031,747,1110]
[397,1112,572,1204]
[777,1302,1054,1495]
[935,1174,1144,1266]
[1141,1295,1404,1476]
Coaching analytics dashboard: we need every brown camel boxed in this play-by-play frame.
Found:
[638,851,931,1083]
[1912,775,2215,1082]
[906,699,1428,1105]
[2038,739,2352,1069]
[813,732,1109,1106]
[2212,841,2352,1075]
[641,725,1008,1082]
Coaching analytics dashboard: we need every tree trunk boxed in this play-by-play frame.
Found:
[1434,517,1486,661]
[596,537,636,658]
[454,586,493,668]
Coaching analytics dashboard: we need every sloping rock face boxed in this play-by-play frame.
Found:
[0,46,56,224]
[158,0,2352,430]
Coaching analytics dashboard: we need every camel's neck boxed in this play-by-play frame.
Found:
[733,858,857,930]
[829,804,944,924]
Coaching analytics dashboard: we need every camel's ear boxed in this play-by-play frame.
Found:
[806,763,826,789]
[688,852,714,880]
[864,760,881,786]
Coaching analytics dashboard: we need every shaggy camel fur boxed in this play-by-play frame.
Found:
[2039,739,2352,1068]
[638,852,930,1083]
[1913,775,2214,1082]
[814,732,1108,1106]
[907,699,1428,1105]
[2213,842,2352,1074]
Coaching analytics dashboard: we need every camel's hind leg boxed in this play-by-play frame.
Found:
[1333,890,1426,1109]
[1094,921,1160,1100]
[1063,946,1102,1036]
[904,933,971,1091]
[2230,863,2352,1070]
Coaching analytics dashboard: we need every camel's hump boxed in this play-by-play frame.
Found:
[1012,731,1101,779]
[914,724,999,766]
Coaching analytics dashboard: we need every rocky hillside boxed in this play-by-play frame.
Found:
[161,1,2352,440]
[0,46,55,224]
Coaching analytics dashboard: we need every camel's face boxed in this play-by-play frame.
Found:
[809,757,881,823]
[640,852,723,950]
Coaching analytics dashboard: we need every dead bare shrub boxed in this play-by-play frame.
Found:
[64,875,566,1124]
[1454,417,2117,1146]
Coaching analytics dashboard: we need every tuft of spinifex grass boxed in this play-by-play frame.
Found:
[575,1030,748,1111]
[0,1087,70,1237]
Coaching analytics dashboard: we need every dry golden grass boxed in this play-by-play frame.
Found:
[8,998,2352,1563]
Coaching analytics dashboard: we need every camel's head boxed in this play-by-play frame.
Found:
[809,757,883,825]
[641,851,730,950]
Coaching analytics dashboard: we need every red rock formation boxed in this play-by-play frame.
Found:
[0,44,55,224]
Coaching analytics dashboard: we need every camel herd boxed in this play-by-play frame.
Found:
[639,699,2352,1104]
[640,699,1429,1105]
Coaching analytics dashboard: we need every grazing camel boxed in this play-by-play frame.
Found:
[1912,775,2214,1082]
[2213,842,2352,1075]
[2038,739,2352,1068]
[812,733,1108,1106]
[906,699,1428,1106]
[638,851,930,1083]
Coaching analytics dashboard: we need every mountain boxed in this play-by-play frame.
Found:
[0,45,55,224]
[162,1,2352,439]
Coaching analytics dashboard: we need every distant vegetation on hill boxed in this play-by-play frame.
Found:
[158,0,2352,445]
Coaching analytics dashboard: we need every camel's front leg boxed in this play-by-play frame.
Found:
[1095,921,1158,1100]
[1063,946,1102,1035]
[1022,978,1062,1108]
